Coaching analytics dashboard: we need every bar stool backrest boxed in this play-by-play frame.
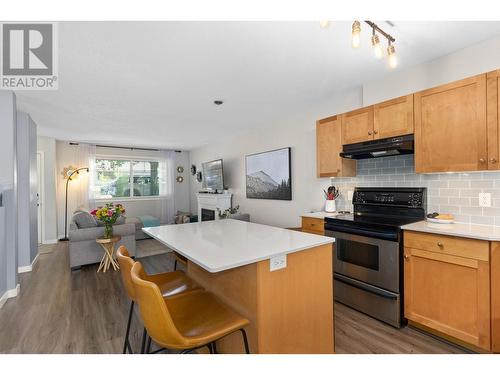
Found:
[130,262,186,348]
[116,246,137,301]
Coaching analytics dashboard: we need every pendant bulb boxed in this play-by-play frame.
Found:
[371,33,383,59]
[351,21,361,49]
[387,42,398,68]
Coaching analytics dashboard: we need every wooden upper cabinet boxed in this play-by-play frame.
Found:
[414,74,488,173]
[373,94,414,139]
[341,106,374,144]
[404,232,491,351]
[316,116,356,178]
[487,70,500,170]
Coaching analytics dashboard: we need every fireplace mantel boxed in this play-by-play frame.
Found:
[197,193,232,221]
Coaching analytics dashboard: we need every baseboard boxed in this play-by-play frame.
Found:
[17,253,40,274]
[0,284,20,309]
[42,239,58,245]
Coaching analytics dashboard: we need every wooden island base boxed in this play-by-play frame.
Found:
[187,243,334,354]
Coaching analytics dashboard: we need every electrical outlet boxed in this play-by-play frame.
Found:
[270,254,287,271]
[479,192,491,207]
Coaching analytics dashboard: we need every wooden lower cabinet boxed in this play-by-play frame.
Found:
[301,217,325,235]
[491,242,500,352]
[404,231,491,351]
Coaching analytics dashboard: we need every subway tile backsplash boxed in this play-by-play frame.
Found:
[331,155,500,226]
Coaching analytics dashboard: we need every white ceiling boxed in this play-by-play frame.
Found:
[16,21,500,150]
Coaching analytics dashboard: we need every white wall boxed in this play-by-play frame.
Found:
[363,34,500,105]
[37,136,58,243]
[189,88,362,228]
[55,142,190,237]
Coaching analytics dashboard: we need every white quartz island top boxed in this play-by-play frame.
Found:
[143,219,334,273]
[402,220,500,241]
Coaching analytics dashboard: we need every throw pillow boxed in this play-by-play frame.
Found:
[73,211,98,229]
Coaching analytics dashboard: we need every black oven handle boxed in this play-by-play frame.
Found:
[334,273,399,300]
[324,223,398,241]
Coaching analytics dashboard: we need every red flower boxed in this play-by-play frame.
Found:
[90,209,97,215]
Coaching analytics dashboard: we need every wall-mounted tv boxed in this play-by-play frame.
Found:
[201,159,224,192]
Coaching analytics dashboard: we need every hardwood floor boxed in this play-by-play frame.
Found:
[0,240,468,354]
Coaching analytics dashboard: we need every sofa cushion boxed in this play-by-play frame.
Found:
[73,211,98,229]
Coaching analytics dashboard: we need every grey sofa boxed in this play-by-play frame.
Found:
[69,221,136,270]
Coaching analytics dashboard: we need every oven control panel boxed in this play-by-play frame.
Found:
[353,188,425,208]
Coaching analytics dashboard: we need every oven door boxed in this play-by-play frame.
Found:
[328,230,400,293]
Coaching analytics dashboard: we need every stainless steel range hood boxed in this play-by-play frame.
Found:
[340,134,414,160]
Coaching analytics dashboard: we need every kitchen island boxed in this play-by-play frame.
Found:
[143,219,335,354]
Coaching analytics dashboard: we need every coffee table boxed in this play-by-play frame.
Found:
[96,235,121,272]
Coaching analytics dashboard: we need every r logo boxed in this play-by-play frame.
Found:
[2,23,53,76]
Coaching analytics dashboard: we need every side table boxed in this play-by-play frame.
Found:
[96,235,121,272]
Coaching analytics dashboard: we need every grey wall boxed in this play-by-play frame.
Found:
[37,136,58,243]
[0,189,6,299]
[17,112,38,268]
[0,91,18,297]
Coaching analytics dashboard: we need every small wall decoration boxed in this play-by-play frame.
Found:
[190,165,197,175]
[176,176,184,183]
[177,166,184,173]
[246,147,291,200]
[196,171,202,183]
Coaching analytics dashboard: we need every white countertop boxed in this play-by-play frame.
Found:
[301,211,341,219]
[143,219,334,273]
[402,220,500,241]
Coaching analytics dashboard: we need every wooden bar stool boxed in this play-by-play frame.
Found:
[131,262,251,354]
[116,246,202,354]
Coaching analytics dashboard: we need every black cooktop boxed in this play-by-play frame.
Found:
[325,187,427,232]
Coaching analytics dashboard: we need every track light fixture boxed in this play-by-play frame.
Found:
[354,21,398,68]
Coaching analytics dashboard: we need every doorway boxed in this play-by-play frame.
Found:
[36,152,44,245]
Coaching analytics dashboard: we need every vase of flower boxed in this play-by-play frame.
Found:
[104,223,113,239]
[91,203,126,239]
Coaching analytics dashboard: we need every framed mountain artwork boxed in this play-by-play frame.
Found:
[245,147,291,200]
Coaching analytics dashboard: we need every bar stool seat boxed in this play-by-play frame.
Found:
[165,290,250,348]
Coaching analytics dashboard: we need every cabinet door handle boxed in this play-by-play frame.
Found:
[373,130,378,135]
[479,158,486,163]
[404,254,410,260]
[437,242,444,247]
[490,158,497,164]
[368,131,373,135]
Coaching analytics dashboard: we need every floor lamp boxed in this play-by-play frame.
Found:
[60,166,89,241]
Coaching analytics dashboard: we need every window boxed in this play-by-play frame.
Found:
[94,158,161,199]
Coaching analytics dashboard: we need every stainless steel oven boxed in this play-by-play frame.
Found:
[331,230,400,293]
[326,227,402,327]
[324,187,426,328]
